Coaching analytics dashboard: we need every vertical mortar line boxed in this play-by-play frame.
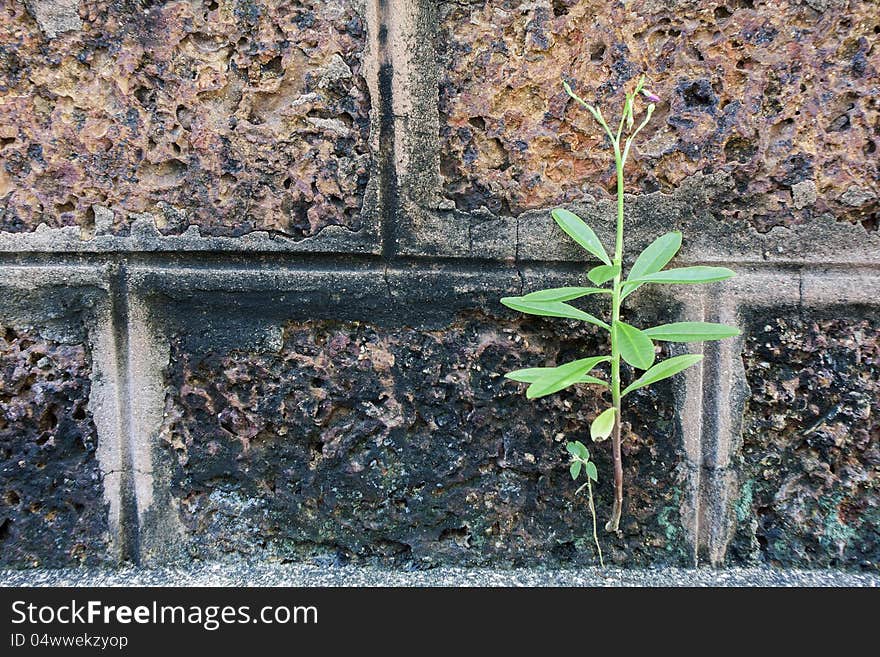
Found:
[121,281,173,565]
[371,0,442,258]
[679,289,706,567]
[372,0,399,259]
[693,292,706,567]
[699,281,729,565]
[703,283,748,566]
[107,261,141,563]
[514,214,521,263]
[797,266,805,323]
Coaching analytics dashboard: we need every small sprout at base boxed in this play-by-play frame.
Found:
[566,440,603,567]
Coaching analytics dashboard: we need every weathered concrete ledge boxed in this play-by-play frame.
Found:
[1,562,877,588]
[0,216,381,254]
[400,174,880,264]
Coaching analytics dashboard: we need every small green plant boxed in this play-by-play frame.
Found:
[566,440,603,566]
[501,76,740,542]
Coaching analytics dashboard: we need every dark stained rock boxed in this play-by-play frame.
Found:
[159,311,689,567]
[0,325,109,567]
[730,308,880,569]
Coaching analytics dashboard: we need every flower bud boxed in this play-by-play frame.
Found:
[642,90,661,103]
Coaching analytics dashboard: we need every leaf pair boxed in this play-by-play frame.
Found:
[615,320,742,370]
[505,356,610,399]
[550,212,735,293]
[623,231,735,297]
[567,440,598,482]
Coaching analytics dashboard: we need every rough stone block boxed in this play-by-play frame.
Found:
[156,301,690,567]
[436,0,878,233]
[0,0,374,240]
[728,307,879,569]
[0,325,109,567]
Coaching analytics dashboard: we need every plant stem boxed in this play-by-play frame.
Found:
[576,479,605,568]
[587,479,604,567]
[607,141,626,533]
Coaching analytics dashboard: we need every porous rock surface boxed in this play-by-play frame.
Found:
[159,312,689,567]
[732,308,880,568]
[0,0,371,238]
[0,325,108,567]
[438,0,878,232]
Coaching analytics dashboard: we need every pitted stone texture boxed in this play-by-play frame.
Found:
[0,0,371,238]
[438,0,878,231]
[0,325,108,567]
[159,312,688,567]
[730,309,879,570]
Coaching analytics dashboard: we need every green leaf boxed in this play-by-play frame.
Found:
[629,266,736,285]
[585,462,598,482]
[501,297,610,330]
[526,356,610,399]
[566,442,579,457]
[590,407,616,441]
[588,264,620,285]
[622,354,704,396]
[522,286,610,302]
[551,209,612,265]
[615,321,655,370]
[570,460,582,480]
[643,322,741,342]
[627,231,682,282]
[571,441,589,461]
[505,367,554,383]
[506,368,608,387]
[624,231,682,299]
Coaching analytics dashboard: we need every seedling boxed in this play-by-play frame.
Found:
[566,440,603,566]
[501,76,740,541]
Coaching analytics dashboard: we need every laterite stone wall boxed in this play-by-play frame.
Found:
[0,0,877,570]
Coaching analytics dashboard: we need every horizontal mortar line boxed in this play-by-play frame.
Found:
[1,257,879,282]
[516,257,880,271]
[118,263,880,283]
[0,251,524,274]
[0,264,110,277]
[0,250,387,269]
[0,248,879,271]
